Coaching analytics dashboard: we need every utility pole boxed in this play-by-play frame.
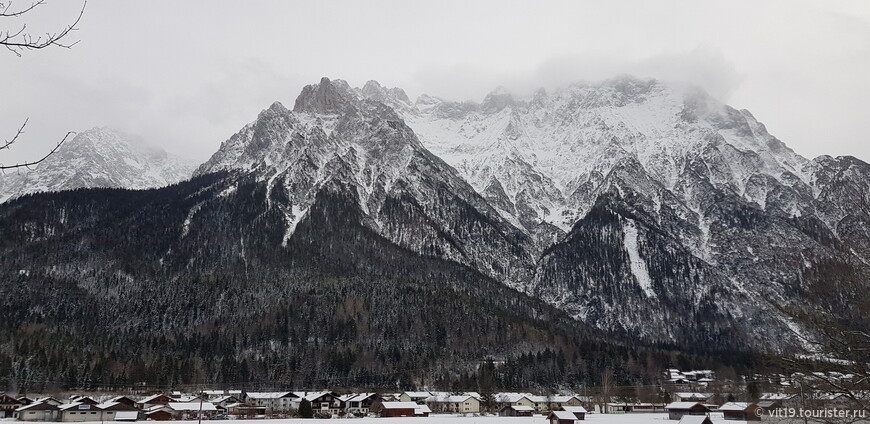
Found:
[198,389,204,424]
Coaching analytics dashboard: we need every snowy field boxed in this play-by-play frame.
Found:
[5,413,747,424]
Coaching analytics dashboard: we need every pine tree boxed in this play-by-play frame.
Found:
[299,399,313,418]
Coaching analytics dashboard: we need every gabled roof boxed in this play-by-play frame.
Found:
[509,405,534,411]
[678,416,712,424]
[342,393,377,403]
[719,402,754,411]
[167,402,218,412]
[549,410,577,420]
[381,401,419,409]
[563,406,588,413]
[16,401,59,412]
[58,402,87,411]
[0,394,22,404]
[209,395,239,404]
[401,391,432,398]
[139,394,171,404]
[246,391,295,400]
[666,402,707,410]
[495,392,533,403]
[414,404,431,414]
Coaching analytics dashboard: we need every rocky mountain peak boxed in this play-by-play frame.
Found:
[481,86,515,113]
[293,77,357,114]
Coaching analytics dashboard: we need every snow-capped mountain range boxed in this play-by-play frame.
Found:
[4,76,869,355]
[0,127,196,202]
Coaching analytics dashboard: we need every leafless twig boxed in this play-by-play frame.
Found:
[0,0,86,57]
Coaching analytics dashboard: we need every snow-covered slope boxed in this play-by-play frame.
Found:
[0,127,196,202]
[376,77,807,236]
[358,77,870,351]
[196,77,535,285]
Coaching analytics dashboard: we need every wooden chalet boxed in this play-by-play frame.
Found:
[500,405,534,416]
[548,410,578,424]
[0,394,22,418]
[665,402,711,420]
[719,402,761,421]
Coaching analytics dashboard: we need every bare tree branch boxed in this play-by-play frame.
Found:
[0,129,72,171]
[0,1,44,18]
[1,118,27,151]
[0,0,86,57]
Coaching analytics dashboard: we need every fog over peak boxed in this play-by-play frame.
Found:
[1,0,868,166]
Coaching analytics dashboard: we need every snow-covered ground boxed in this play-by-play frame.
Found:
[6,413,746,424]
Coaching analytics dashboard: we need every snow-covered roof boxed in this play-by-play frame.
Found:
[678,416,711,424]
[550,410,577,420]
[719,402,752,411]
[209,395,237,404]
[510,405,534,411]
[16,402,58,412]
[300,391,329,401]
[58,402,87,411]
[167,402,218,412]
[402,391,432,398]
[139,394,170,403]
[95,401,119,409]
[666,402,704,410]
[246,391,294,399]
[415,404,431,414]
[381,401,420,409]
[495,392,533,403]
[675,392,712,399]
[563,406,588,413]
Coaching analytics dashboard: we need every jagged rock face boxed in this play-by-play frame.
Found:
[196,77,536,286]
[360,76,870,352]
[0,127,195,202]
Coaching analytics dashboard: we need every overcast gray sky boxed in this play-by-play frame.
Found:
[2,0,869,165]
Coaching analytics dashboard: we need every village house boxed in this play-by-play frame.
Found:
[94,401,139,422]
[299,392,342,416]
[106,396,138,409]
[245,392,300,413]
[500,405,534,417]
[674,393,713,403]
[379,401,429,417]
[340,393,379,416]
[144,405,172,421]
[1,394,23,418]
[137,394,172,410]
[398,392,432,404]
[14,401,59,422]
[58,402,101,422]
[561,405,587,420]
[424,393,481,413]
[209,395,242,409]
[719,402,761,421]
[548,410,578,424]
[166,402,218,420]
[665,402,711,420]
[606,402,667,413]
[494,393,537,411]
